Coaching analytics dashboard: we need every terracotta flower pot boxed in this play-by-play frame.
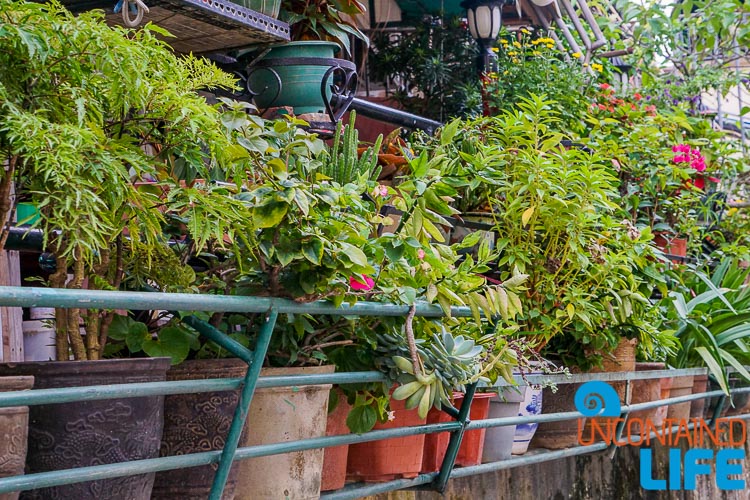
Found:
[666,375,695,423]
[653,233,688,260]
[531,382,584,450]
[347,397,427,482]
[583,338,636,440]
[689,374,709,419]
[420,392,493,473]
[320,390,351,492]
[629,362,666,434]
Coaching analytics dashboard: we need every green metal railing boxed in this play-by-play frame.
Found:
[0,285,746,499]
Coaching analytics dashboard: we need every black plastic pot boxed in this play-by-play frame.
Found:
[0,358,170,500]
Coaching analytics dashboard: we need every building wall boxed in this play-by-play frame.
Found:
[365,436,750,500]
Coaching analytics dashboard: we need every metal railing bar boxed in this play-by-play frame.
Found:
[488,367,709,387]
[320,473,437,500]
[0,372,388,408]
[0,285,472,318]
[448,442,610,478]
[209,308,278,499]
[0,421,462,494]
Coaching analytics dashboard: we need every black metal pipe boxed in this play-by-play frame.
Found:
[335,96,443,135]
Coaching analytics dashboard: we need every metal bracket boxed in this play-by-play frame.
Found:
[433,383,477,492]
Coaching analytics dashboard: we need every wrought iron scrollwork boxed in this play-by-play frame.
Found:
[244,56,358,123]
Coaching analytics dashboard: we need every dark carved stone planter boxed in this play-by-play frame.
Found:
[0,358,170,500]
[152,358,248,500]
[0,376,33,500]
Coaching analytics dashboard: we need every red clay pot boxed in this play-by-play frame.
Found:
[346,398,426,482]
[653,233,688,258]
[320,392,351,492]
[420,393,493,473]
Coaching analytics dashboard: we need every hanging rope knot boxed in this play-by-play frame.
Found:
[114,0,150,28]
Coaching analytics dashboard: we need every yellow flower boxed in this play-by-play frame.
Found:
[583,62,589,67]
[513,41,521,48]
[532,51,541,56]
[521,28,531,35]
[487,72,498,79]
[591,63,603,72]
[531,39,541,45]
[500,39,509,45]
[512,58,519,64]
[572,52,582,59]
[503,70,509,75]
[491,47,499,53]
[546,44,554,49]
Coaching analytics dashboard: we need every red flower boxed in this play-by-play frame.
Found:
[600,83,611,90]
[634,93,642,100]
[350,275,375,291]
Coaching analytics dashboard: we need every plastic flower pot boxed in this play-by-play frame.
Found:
[420,392,493,473]
[320,389,351,492]
[482,387,524,462]
[346,397,427,482]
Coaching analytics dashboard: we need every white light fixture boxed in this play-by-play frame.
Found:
[461,0,505,74]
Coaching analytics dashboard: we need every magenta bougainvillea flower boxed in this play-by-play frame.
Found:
[349,275,375,291]
[672,143,719,189]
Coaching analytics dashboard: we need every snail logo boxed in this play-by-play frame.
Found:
[574,381,621,417]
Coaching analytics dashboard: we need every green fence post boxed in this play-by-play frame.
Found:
[433,382,476,492]
[208,308,278,500]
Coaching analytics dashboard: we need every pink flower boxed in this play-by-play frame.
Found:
[672,144,691,154]
[690,158,706,172]
[417,249,425,260]
[350,275,375,291]
[672,154,689,164]
[372,185,388,198]
[709,176,720,183]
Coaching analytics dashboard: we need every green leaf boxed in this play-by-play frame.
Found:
[253,202,288,228]
[346,404,377,433]
[142,326,192,365]
[695,346,729,395]
[302,238,324,265]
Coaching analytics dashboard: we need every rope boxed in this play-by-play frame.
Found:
[113,0,150,28]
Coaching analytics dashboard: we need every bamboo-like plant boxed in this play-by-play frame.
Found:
[0,1,242,361]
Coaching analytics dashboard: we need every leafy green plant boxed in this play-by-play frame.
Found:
[368,16,482,121]
[320,111,382,185]
[484,29,596,132]
[280,0,369,55]
[664,259,750,395]
[0,1,241,361]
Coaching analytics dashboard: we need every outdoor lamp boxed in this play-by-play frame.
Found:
[612,57,632,92]
[461,0,504,74]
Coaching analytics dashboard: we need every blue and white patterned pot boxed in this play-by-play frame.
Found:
[512,384,543,455]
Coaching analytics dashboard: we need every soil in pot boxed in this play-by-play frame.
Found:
[152,359,248,500]
[420,392,493,472]
[483,387,524,462]
[235,365,333,500]
[0,358,170,500]
[347,397,427,482]
[320,389,352,492]
[0,376,33,500]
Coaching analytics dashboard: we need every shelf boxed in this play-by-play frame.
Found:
[62,0,290,53]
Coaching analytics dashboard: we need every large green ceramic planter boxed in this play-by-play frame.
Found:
[247,41,341,115]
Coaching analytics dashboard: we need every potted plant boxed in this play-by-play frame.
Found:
[662,259,750,421]
[0,4,242,498]
[245,0,369,118]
